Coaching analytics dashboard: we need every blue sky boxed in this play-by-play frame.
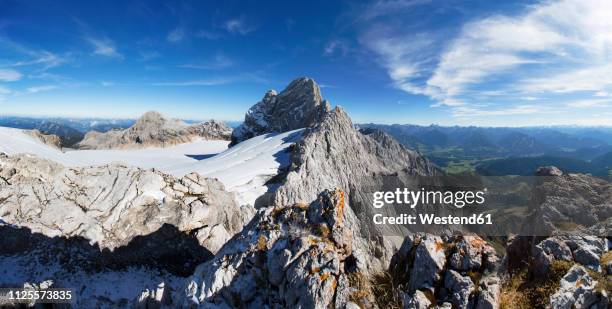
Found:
[0,0,611,126]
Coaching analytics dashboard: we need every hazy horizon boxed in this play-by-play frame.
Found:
[3,111,612,130]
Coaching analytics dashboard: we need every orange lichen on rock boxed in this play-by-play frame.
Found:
[435,240,445,252]
[335,189,345,224]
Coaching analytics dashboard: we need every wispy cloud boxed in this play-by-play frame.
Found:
[195,30,222,40]
[0,86,11,94]
[360,0,431,21]
[0,69,22,81]
[360,0,612,116]
[0,36,67,71]
[152,73,268,87]
[11,51,66,70]
[566,99,612,108]
[138,50,161,61]
[27,85,57,93]
[324,40,350,57]
[87,36,122,58]
[223,17,256,35]
[452,105,544,117]
[167,28,185,43]
[179,53,233,70]
[152,78,231,87]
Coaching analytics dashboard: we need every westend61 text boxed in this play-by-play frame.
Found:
[372,213,493,225]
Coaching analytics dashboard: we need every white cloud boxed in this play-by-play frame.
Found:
[167,28,185,43]
[87,37,122,58]
[27,85,57,93]
[362,0,612,115]
[0,86,11,94]
[101,81,114,87]
[0,69,22,81]
[223,17,255,35]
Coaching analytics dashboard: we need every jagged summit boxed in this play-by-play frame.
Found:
[230,77,331,145]
[77,111,232,149]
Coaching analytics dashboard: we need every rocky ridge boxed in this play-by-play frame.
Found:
[77,111,232,149]
[181,189,364,308]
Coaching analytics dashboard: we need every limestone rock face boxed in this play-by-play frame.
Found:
[181,189,364,308]
[266,106,438,271]
[230,77,331,145]
[524,170,612,236]
[0,152,245,253]
[77,111,232,149]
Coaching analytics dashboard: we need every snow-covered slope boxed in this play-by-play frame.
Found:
[166,129,304,205]
[0,126,303,206]
[0,127,66,162]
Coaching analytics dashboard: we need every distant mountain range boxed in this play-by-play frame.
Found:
[0,116,242,148]
[359,124,612,177]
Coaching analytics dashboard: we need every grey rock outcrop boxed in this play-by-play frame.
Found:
[444,270,475,308]
[535,166,563,176]
[389,235,501,308]
[181,189,367,308]
[24,129,61,148]
[77,111,232,149]
[475,276,501,309]
[549,265,604,309]
[409,235,446,292]
[230,77,331,145]
[0,152,246,253]
[403,290,432,309]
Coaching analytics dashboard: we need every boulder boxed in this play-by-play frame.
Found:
[549,265,601,309]
[408,235,446,292]
[444,270,475,308]
[475,276,501,309]
[403,290,432,309]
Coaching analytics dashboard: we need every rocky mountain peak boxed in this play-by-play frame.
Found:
[535,165,563,176]
[77,111,232,149]
[230,77,331,145]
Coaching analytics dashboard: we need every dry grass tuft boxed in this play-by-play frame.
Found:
[370,271,403,309]
[500,260,573,309]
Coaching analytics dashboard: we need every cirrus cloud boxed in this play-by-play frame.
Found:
[361,0,612,117]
